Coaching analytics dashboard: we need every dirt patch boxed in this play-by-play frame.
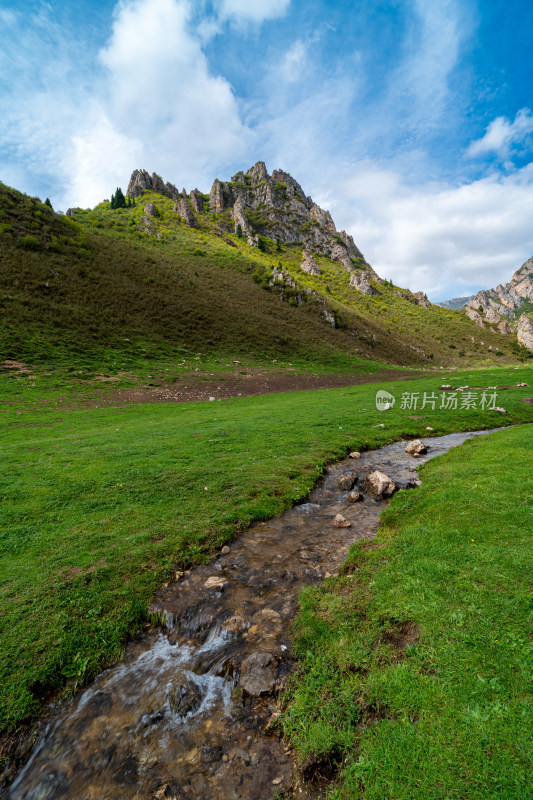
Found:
[522,397,533,405]
[0,360,32,373]
[61,368,427,409]
[381,620,420,651]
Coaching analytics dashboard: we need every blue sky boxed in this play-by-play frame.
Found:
[1,0,533,299]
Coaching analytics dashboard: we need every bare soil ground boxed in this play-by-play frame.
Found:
[67,368,428,408]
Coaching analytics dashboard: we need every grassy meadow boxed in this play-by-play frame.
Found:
[283,423,533,798]
[0,365,531,741]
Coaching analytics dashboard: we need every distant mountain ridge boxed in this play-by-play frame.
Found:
[436,296,473,310]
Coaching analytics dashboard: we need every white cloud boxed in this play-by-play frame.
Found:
[324,162,533,299]
[88,0,251,194]
[279,40,307,83]
[216,0,290,24]
[467,108,533,158]
[68,107,143,207]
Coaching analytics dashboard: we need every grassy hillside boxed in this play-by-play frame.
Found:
[283,423,533,799]
[0,181,526,378]
[1,365,531,742]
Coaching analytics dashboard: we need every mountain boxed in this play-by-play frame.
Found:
[463,258,533,350]
[0,164,525,376]
[436,296,473,310]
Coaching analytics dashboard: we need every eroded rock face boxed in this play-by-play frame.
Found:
[144,202,157,217]
[239,652,277,697]
[464,257,533,334]
[174,199,198,228]
[300,250,321,275]
[517,313,533,351]
[350,270,381,296]
[465,306,485,327]
[189,189,204,214]
[364,470,396,498]
[412,291,430,308]
[128,169,180,200]
[127,162,369,272]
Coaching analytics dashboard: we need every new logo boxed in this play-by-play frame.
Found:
[375,390,395,411]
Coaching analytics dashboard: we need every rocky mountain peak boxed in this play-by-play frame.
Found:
[125,162,385,290]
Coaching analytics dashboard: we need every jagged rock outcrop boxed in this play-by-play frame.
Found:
[189,189,204,214]
[300,250,321,275]
[517,313,533,350]
[412,291,431,309]
[173,198,197,228]
[143,202,157,217]
[204,161,368,266]
[127,169,180,201]
[464,257,533,334]
[349,269,381,296]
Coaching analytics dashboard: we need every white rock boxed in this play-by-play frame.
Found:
[204,576,227,590]
[364,471,396,498]
[333,513,351,528]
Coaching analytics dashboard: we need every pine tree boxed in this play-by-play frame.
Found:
[236,223,243,238]
[44,198,52,209]
[110,192,116,209]
[114,187,126,208]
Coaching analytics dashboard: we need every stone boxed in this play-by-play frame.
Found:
[348,491,363,502]
[300,249,321,275]
[323,309,336,327]
[239,652,277,696]
[127,169,180,200]
[364,470,396,498]
[144,202,157,217]
[222,615,245,633]
[350,269,381,295]
[168,671,205,717]
[349,451,361,459]
[189,189,204,214]
[173,198,198,228]
[204,576,227,591]
[333,513,351,527]
[405,439,428,455]
[66,207,81,217]
[338,473,356,491]
[517,313,533,351]
[412,291,430,308]
[220,545,230,554]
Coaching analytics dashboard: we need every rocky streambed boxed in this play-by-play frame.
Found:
[7,429,501,800]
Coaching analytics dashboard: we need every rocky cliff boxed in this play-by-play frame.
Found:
[127,161,384,295]
[463,257,533,349]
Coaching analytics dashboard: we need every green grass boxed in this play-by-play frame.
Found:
[1,181,527,378]
[282,423,533,799]
[0,365,531,739]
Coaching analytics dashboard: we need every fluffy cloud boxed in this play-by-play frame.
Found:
[467,108,533,159]
[325,162,533,299]
[71,0,252,203]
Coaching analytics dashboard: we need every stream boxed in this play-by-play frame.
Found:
[7,429,500,800]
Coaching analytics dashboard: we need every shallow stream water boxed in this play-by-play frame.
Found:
[8,429,500,800]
